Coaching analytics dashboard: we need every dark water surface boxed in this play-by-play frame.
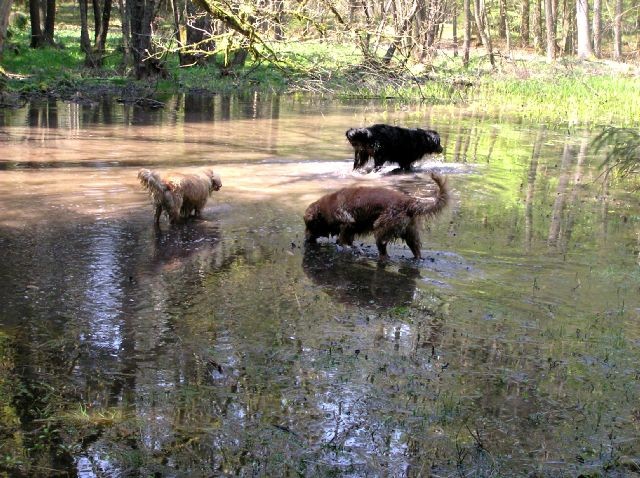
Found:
[1,94,639,477]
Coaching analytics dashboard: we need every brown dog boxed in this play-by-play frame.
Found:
[138,168,222,226]
[304,173,448,259]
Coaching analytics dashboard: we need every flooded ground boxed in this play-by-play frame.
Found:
[0,94,639,477]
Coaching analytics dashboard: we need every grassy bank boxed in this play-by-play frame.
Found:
[1,24,639,126]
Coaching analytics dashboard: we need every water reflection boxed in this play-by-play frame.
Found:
[302,247,421,308]
[0,95,639,477]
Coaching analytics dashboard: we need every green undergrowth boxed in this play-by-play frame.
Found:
[1,26,639,126]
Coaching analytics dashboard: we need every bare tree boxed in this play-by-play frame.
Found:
[560,0,574,53]
[130,0,163,78]
[498,0,507,38]
[472,0,495,66]
[463,0,471,66]
[533,0,543,52]
[592,0,601,57]
[43,0,55,44]
[80,0,112,67]
[545,0,556,60]
[613,0,622,60]
[520,0,530,46]
[0,0,12,55]
[576,0,593,58]
[29,0,43,47]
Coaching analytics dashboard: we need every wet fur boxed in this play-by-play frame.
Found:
[304,172,448,259]
[138,168,222,226]
[346,123,443,172]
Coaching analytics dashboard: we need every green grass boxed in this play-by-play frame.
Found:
[2,23,640,126]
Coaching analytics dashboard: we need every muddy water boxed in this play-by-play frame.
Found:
[0,95,639,476]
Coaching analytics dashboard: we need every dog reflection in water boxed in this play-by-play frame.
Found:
[304,172,448,260]
[138,168,222,226]
[302,247,420,308]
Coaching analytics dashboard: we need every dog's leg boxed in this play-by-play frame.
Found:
[305,231,318,244]
[375,237,389,260]
[154,204,163,226]
[337,227,355,246]
[403,223,422,259]
[353,150,369,170]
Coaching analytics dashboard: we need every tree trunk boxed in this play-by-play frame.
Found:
[0,0,12,55]
[452,3,458,57]
[498,0,507,38]
[130,0,162,79]
[93,0,101,41]
[42,0,55,44]
[382,1,419,64]
[96,0,112,55]
[472,0,495,66]
[119,0,133,70]
[592,0,601,57]
[545,0,556,60]
[561,0,574,54]
[576,0,592,58]
[463,0,471,67]
[612,0,622,60]
[533,0,543,52]
[29,0,44,47]
[79,0,95,66]
[520,0,530,46]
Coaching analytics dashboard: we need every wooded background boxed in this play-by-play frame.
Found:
[0,0,638,79]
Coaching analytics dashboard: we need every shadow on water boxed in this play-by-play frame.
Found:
[302,246,421,309]
[1,94,640,477]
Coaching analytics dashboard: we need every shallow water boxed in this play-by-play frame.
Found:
[0,94,639,477]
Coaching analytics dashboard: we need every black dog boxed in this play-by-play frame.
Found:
[346,123,443,172]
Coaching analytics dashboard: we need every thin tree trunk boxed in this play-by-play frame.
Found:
[43,0,55,44]
[545,0,556,60]
[533,0,543,52]
[473,0,495,66]
[521,0,530,46]
[169,0,185,64]
[29,0,44,47]
[498,0,507,38]
[463,0,471,66]
[613,0,622,60]
[0,0,12,55]
[452,3,458,57]
[561,0,574,54]
[592,0,601,57]
[93,0,101,41]
[96,0,112,55]
[636,4,640,52]
[576,0,592,58]
[79,0,96,66]
[119,0,132,69]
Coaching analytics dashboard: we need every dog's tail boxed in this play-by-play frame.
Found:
[138,168,168,197]
[409,172,449,218]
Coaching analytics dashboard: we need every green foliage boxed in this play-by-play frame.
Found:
[1,18,640,125]
[591,126,640,179]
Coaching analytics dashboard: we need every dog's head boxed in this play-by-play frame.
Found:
[202,169,222,193]
[420,129,444,154]
[345,127,373,146]
[303,202,326,242]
